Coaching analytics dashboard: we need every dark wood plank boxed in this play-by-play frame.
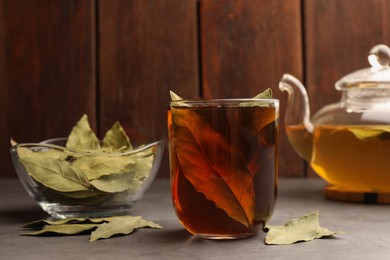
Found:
[305,0,390,114]
[0,0,96,178]
[304,0,390,177]
[200,0,303,177]
[98,0,199,177]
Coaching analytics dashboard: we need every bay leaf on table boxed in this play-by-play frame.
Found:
[23,217,108,229]
[171,107,255,227]
[102,121,132,151]
[66,114,101,151]
[89,216,162,241]
[23,223,99,236]
[265,211,343,245]
[22,216,162,241]
[23,218,88,229]
[19,157,90,192]
[316,226,341,239]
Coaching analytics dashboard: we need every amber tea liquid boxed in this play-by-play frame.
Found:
[168,100,278,239]
[287,124,390,192]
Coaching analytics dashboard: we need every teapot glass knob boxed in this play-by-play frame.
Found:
[368,44,390,69]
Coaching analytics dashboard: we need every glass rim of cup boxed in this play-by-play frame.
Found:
[170,98,279,108]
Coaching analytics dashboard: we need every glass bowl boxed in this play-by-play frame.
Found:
[10,137,164,219]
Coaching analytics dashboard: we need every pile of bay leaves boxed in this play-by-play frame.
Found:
[13,114,157,206]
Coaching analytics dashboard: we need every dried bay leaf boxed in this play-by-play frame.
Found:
[23,218,83,229]
[41,189,110,206]
[89,216,161,241]
[22,216,162,242]
[72,156,136,180]
[253,88,273,99]
[171,107,255,227]
[169,90,190,107]
[27,149,70,160]
[11,139,34,158]
[15,114,156,197]
[103,121,132,150]
[347,126,390,141]
[239,88,274,107]
[66,114,100,151]
[128,149,154,192]
[20,157,90,192]
[265,212,318,244]
[10,139,17,146]
[247,108,277,177]
[250,108,277,135]
[23,217,107,229]
[170,90,184,101]
[265,211,343,245]
[23,224,99,236]
[90,171,137,193]
[316,226,340,239]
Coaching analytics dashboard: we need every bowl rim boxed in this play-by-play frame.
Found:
[11,137,165,157]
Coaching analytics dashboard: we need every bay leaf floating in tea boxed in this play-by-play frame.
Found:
[239,88,273,107]
[170,90,184,101]
[171,107,255,227]
[265,210,343,245]
[347,126,390,141]
[252,88,273,99]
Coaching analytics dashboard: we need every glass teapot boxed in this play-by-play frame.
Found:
[279,44,390,194]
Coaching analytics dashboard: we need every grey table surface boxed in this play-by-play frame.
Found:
[1,177,389,260]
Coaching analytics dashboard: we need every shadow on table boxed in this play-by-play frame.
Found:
[150,228,195,243]
[0,208,47,224]
[150,227,262,245]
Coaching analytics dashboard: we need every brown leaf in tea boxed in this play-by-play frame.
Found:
[171,107,255,227]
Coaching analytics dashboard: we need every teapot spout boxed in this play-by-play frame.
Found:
[279,74,313,132]
[279,74,313,162]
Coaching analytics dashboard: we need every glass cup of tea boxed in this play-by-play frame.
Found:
[168,98,279,239]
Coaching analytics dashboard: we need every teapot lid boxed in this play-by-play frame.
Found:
[335,44,390,90]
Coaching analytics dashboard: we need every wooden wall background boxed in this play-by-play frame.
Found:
[1,0,389,178]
